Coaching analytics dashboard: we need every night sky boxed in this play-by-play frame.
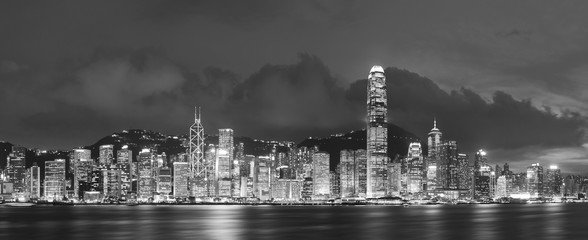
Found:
[1,0,587,173]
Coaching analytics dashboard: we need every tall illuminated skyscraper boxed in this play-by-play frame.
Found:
[137,149,155,201]
[366,65,388,198]
[173,162,190,198]
[44,159,66,202]
[406,142,424,195]
[426,120,442,192]
[71,149,92,199]
[527,163,544,198]
[312,151,330,199]
[117,147,132,197]
[216,128,234,197]
[437,140,458,189]
[340,150,359,198]
[545,165,562,197]
[190,107,209,197]
[28,163,41,199]
[7,147,26,194]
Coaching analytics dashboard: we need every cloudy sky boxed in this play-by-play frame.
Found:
[1,0,587,173]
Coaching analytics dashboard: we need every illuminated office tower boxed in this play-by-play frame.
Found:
[70,148,92,197]
[426,120,442,190]
[44,159,66,202]
[103,165,122,199]
[256,157,271,200]
[527,163,544,198]
[340,150,357,198]
[311,152,330,199]
[271,179,303,201]
[156,166,172,201]
[437,141,458,189]
[457,154,470,190]
[137,149,155,201]
[231,158,241,198]
[117,147,132,197]
[366,65,388,198]
[99,145,114,166]
[545,165,562,197]
[7,147,26,194]
[173,162,190,198]
[74,159,93,199]
[216,129,234,197]
[330,170,340,198]
[339,149,367,198]
[242,155,256,197]
[230,141,242,199]
[388,160,402,197]
[70,148,91,175]
[28,163,41,199]
[489,171,496,198]
[204,145,217,196]
[474,165,491,200]
[406,142,424,195]
[496,175,508,198]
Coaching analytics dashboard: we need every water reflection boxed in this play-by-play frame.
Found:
[1,204,588,240]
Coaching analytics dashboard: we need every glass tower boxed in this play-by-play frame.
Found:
[366,65,388,198]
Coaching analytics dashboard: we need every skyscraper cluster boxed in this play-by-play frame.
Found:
[0,66,584,204]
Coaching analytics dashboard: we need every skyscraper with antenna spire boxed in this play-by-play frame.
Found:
[426,118,442,192]
[189,107,209,197]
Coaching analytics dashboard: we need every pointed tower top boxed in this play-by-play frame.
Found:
[429,117,441,133]
[370,65,384,73]
[195,106,202,121]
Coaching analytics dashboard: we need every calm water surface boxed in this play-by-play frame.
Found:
[1,203,587,240]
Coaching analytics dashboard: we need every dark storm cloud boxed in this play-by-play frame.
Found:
[345,68,587,152]
[2,46,584,153]
[1,0,588,172]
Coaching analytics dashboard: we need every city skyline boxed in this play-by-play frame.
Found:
[1,1,588,175]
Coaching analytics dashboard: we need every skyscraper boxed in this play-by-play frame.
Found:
[137,149,155,201]
[99,145,114,166]
[339,149,367,198]
[527,163,544,198]
[190,107,209,197]
[406,142,424,195]
[74,159,93,199]
[366,65,388,198]
[44,159,66,202]
[173,162,190,198]
[7,148,26,194]
[156,166,172,201]
[216,128,234,197]
[437,140,458,189]
[426,120,442,192]
[456,153,470,190]
[474,165,491,200]
[312,151,330,199]
[28,163,41,200]
[545,165,562,197]
[117,147,132,197]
